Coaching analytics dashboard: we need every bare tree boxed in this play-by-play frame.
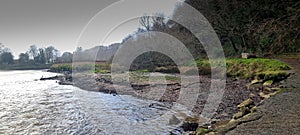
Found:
[28,45,38,59]
[19,53,29,64]
[0,43,4,54]
[45,46,58,63]
[0,52,14,64]
[139,15,151,31]
[60,52,73,63]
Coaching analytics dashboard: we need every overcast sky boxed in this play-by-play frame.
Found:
[0,0,178,58]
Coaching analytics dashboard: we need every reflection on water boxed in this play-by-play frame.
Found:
[0,70,190,134]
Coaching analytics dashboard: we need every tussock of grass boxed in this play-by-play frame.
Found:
[255,71,288,81]
[226,58,291,79]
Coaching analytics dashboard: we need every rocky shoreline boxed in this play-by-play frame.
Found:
[226,58,300,135]
[40,72,73,85]
[45,71,289,134]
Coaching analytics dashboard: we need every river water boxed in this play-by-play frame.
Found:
[0,70,191,135]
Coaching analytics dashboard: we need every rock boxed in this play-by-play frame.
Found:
[216,119,240,134]
[251,79,263,85]
[196,127,209,135]
[58,80,74,85]
[185,115,201,123]
[248,83,263,90]
[263,80,273,86]
[211,120,230,129]
[249,93,256,98]
[271,87,281,91]
[250,106,257,113]
[239,112,263,122]
[233,111,244,119]
[234,99,255,119]
[259,92,270,99]
[188,131,197,135]
[248,80,264,89]
[181,122,199,132]
[169,115,181,125]
[205,132,216,135]
[259,91,279,99]
[216,113,262,134]
[264,87,272,92]
[242,53,257,59]
[237,99,254,108]
[40,75,61,80]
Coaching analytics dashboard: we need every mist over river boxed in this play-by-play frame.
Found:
[0,70,191,135]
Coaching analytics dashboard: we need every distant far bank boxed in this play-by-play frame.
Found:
[0,64,52,70]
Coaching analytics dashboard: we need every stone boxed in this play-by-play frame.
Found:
[169,115,181,125]
[196,127,209,135]
[233,111,244,119]
[211,120,230,129]
[247,83,263,90]
[238,113,262,123]
[215,119,240,134]
[263,80,273,86]
[271,87,281,91]
[249,93,256,98]
[264,87,272,92]
[189,131,197,135]
[216,113,262,134]
[242,53,257,59]
[237,99,254,108]
[185,115,200,123]
[205,132,216,135]
[259,92,270,99]
[250,106,257,113]
[235,99,254,118]
[181,122,199,131]
[251,79,263,85]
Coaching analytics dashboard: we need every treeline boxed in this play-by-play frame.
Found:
[0,44,74,69]
[118,0,299,71]
[0,43,15,65]
[184,0,300,56]
[125,0,299,58]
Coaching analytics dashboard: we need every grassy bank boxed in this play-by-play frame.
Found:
[49,62,110,74]
[194,58,291,81]
[50,58,291,82]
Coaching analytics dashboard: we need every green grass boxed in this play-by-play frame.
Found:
[193,58,291,80]
[128,71,180,83]
[50,63,110,73]
[136,69,149,73]
[226,58,291,79]
[50,58,291,82]
[50,63,72,73]
[94,68,110,74]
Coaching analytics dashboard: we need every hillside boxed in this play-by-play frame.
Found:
[73,43,121,62]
